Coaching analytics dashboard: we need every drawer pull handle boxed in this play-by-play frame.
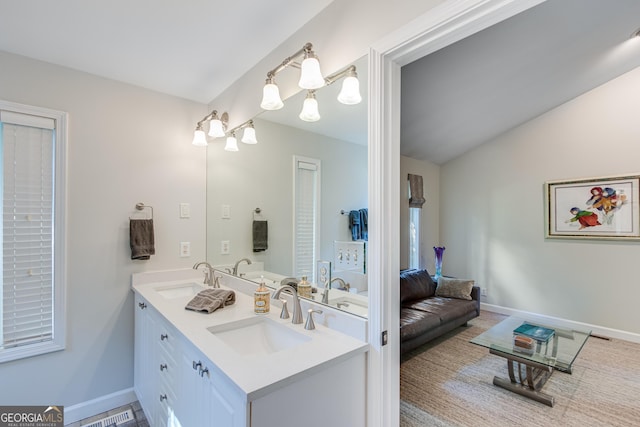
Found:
[138,302,147,309]
[160,364,167,371]
[160,394,167,402]
[200,367,209,378]
[160,334,168,341]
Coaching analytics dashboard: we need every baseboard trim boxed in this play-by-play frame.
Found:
[481,303,640,344]
[64,388,137,425]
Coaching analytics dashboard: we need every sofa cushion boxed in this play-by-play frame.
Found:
[435,277,474,300]
[400,308,441,341]
[404,297,478,324]
[400,269,436,304]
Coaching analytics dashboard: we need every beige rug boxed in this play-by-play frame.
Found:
[400,311,640,427]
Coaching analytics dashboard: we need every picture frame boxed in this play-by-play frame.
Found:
[545,174,640,240]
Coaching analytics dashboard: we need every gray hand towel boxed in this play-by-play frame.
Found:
[253,220,268,252]
[130,219,155,260]
[185,289,236,314]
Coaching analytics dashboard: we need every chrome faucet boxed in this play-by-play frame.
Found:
[193,261,218,287]
[272,285,303,324]
[323,277,350,304]
[331,277,350,291]
[232,258,252,276]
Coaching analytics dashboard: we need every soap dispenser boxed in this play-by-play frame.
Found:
[297,275,312,299]
[254,277,270,314]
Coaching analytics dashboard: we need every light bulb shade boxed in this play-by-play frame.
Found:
[192,129,207,146]
[337,76,362,105]
[261,83,284,110]
[299,95,320,122]
[224,135,239,152]
[208,118,225,138]
[241,126,257,144]
[298,56,324,89]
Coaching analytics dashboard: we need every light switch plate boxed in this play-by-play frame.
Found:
[222,204,231,219]
[180,203,191,218]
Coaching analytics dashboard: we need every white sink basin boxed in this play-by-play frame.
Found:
[155,282,204,299]
[207,316,311,356]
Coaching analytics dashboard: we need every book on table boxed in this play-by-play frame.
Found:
[513,322,555,342]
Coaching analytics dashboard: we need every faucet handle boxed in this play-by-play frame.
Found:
[305,309,323,330]
[279,299,290,319]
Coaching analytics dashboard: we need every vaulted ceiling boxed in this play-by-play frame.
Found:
[401,0,640,165]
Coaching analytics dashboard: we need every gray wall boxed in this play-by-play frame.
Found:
[0,51,207,406]
[440,66,640,335]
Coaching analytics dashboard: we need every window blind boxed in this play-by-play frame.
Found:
[294,158,319,282]
[1,115,55,349]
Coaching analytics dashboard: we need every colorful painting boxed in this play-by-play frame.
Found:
[545,174,640,240]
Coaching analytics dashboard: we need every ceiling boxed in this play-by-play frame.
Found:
[401,0,640,165]
[0,0,334,104]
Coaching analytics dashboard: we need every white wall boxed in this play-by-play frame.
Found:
[206,117,367,276]
[0,51,207,406]
[400,156,440,270]
[441,66,640,335]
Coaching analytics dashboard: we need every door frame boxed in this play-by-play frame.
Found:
[366,1,547,425]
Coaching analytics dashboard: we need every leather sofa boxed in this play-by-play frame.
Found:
[400,268,480,354]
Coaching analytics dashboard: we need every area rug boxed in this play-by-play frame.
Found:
[400,311,640,427]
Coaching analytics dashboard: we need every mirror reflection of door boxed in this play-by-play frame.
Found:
[293,156,321,282]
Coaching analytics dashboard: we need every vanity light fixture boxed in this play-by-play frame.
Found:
[260,42,324,111]
[224,132,239,152]
[191,110,228,146]
[208,111,228,138]
[299,90,321,122]
[325,65,362,105]
[223,119,259,150]
[260,76,285,110]
[191,123,208,147]
[240,120,258,144]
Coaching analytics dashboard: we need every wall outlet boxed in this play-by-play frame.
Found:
[481,287,487,297]
[180,241,191,257]
[221,240,230,255]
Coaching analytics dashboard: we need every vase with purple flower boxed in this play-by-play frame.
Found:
[433,246,445,279]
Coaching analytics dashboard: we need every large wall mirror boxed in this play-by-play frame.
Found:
[206,55,369,317]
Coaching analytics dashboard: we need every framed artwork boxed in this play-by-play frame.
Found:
[545,174,640,240]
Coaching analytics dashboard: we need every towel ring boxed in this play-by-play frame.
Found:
[131,202,153,219]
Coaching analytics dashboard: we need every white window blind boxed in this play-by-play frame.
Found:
[293,157,320,282]
[0,101,66,362]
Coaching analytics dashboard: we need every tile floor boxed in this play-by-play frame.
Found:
[66,401,148,427]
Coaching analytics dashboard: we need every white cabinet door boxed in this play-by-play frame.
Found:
[134,295,158,426]
[176,343,246,427]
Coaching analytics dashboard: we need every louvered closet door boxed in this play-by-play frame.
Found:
[293,156,320,283]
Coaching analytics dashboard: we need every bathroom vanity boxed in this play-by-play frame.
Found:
[132,269,368,427]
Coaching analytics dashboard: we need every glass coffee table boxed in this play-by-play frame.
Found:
[470,316,591,407]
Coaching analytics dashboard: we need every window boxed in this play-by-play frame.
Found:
[293,156,320,282]
[407,174,425,270]
[409,207,420,269]
[0,100,66,363]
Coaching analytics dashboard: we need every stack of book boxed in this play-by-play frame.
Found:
[513,323,555,355]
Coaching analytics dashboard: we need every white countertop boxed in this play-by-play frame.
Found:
[132,272,368,401]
